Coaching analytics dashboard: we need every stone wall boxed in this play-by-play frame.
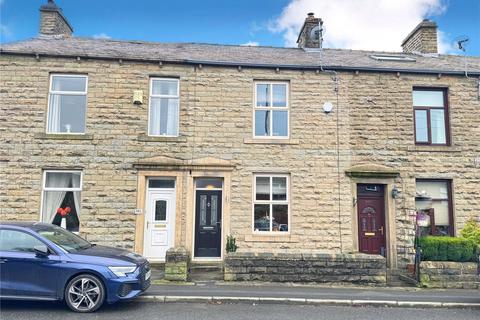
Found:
[419,261,479,289]
[224,252,387,285]
[164,247,190,281]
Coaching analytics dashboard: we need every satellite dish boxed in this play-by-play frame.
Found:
[323,101,333,113]
[310,26,320,39]
[453,35,469,52]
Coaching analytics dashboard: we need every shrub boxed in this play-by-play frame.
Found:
[460,218,480,246]
[226,235,238,253]
[419,236,476,262]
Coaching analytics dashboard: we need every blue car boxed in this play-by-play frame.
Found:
[0,222,151,312]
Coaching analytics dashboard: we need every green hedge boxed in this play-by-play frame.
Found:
[419,236,477,262]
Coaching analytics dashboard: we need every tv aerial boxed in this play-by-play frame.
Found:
[453,35,469,52]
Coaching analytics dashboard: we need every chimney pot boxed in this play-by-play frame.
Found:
[297,13,322,48]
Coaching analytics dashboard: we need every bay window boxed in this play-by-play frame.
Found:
[47,74,88,134]
[42,171,82,232]
[148,78,179,136]
[253,174,289,232]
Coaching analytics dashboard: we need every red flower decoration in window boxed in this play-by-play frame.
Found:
[57,206,71,217]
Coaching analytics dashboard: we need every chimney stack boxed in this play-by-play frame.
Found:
[39,0,73,37]
[297,13,323,49]
[401,19,438,54]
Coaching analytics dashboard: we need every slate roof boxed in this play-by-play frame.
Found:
[1,36,479,75]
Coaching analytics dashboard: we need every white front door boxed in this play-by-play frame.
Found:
[144,190,176,261]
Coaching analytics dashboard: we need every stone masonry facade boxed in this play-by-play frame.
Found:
[1,3,480,275]
[1,53,479,271]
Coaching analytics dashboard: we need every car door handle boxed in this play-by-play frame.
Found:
[0,258,7,263]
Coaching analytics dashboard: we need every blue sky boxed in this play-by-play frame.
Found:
[1,0,479,55]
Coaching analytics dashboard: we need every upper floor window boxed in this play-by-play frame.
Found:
[413,88,449,145]
[47,74,88,134]
[149,78,179,137]
[42,170,82,232]
[254,82,289,138]
[253,174,289,233]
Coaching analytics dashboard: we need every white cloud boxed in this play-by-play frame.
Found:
[93,33,111,40]
[241,41,260,46]
[270,0,447,52]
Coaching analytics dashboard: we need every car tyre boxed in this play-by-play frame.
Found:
[64,274,105,313]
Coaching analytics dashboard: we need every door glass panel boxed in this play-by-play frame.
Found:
[149,179,175,189]
[272,204,288,232]
[255,177,270,200]
[254,204,270,231]
[199,195,207,226]
[154,200,167,221]
[272,177,287,200]
[196,178,222,189]
[415,110,428,142]
[210,195,218,225]
[430,109,446,144]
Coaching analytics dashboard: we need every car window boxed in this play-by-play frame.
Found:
[0,229,44,253]
[38,226,91,253]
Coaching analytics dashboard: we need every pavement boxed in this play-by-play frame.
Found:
[143,281,480,308]
[1,301,480,320]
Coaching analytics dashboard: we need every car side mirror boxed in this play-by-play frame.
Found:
[34,245,50,257]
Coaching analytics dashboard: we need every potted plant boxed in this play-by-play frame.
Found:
[56,206,71,229]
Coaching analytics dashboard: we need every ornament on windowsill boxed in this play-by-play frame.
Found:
[56,207,71,229]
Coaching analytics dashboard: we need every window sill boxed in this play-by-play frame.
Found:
[244,234,298,242]
[243,138,299,145]
[35,133,94,140]
[407,145,462,152]
[137,134,187,142]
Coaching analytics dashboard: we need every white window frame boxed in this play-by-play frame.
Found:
[252,173,290,234]
[46,74,88,134]
[253,81,289,139]
[148,77,180,137]
[40,170,83,226]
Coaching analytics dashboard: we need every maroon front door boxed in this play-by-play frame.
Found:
[357,184,386,256]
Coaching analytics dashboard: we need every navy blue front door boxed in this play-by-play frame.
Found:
[194,190,222,258]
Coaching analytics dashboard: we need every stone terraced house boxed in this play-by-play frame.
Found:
[1,1,479,283]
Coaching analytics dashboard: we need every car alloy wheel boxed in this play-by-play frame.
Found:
[65,274,105,312]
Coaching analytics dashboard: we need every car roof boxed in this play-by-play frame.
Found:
[0,221,55,231]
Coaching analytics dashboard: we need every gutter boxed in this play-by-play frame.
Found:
[1,50,480,77]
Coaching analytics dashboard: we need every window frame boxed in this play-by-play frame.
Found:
[415,179,454,236]
[148,77,180,137]
[252,173,290,234]
[412,87,450,146]
[253,81,290,139]
[46,74,88,135]
[40,170,83,228]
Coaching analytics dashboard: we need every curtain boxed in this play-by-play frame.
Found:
[149,98,161,135]
[166,99,178,136]
[43,190,66,223]
[48,94,61,133]
[43,172,72,223]
[73,191,81,218]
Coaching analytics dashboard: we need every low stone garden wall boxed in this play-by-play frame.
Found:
[224,252,386,285]
[164,247,190,281]
[419,261,480,289]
